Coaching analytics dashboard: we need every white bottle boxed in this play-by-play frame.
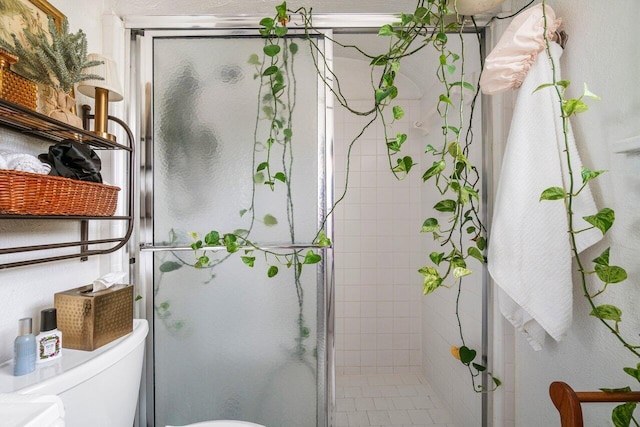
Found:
[36,308,62,363]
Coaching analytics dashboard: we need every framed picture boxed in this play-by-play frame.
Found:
[0,0,65,47]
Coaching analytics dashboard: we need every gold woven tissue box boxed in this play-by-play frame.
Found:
[54,283,133,351]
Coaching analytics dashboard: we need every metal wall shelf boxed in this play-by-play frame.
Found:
[0,99,135,269]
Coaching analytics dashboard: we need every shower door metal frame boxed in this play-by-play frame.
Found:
[125,13,496,427]
[130,25,334,427]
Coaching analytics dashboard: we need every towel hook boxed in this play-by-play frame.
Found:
[554,30,569,49]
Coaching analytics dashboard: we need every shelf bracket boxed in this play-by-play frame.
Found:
[80,219,89,261]
[0,99,135,269]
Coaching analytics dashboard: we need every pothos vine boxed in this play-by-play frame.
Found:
[153,0,639,422]
[158,0,500,391]
[266,0,500,391]
[538,2,638,425]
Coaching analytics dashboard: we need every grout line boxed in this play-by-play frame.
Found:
[336,373,452,426]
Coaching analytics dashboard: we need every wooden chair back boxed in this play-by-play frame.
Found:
[549,381,640,427]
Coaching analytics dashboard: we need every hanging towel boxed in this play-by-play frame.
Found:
[487,42,602,350]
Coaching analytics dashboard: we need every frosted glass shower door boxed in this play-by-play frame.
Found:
[144,34,329,427]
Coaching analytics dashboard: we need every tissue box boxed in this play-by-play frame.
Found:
[54,284,133,351]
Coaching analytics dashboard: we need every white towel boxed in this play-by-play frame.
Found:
[0,150,51,174]
[487,43,602,350]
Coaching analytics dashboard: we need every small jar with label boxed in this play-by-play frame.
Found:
[36,308,62,363]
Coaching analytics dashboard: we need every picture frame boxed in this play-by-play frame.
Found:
[0,0,65,48]
[0,0,65,113]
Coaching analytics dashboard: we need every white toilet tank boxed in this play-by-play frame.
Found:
[0,318,148,427]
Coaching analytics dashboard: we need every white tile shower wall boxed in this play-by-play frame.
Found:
[334,99,425,375]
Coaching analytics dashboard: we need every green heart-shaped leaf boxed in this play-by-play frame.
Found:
[595,265,627,284]
[263,44,281,57]
[159,261,182,273]
[612,402,636,427]
[419,266,442,295]
[434,199,457,213]
[429,251,444,266]
[422,160,446,182]
[421,218,440,233]
[592,247,610,266]
[590,305,622,322]
[540,186,566,201]
[263,214,278,226]
[453,267,472,279]
[392,105,405,120]
[581,166,606,184]
[303,250,321,265]
[623,364,640,382]
[472,363,486,372]
[241,256,255,267]
[458,346,476,365]
[468,247,484,263]
[267,265,279,278]
[584,208,615,234]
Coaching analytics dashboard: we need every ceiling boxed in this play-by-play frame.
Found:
[106,0,423,16]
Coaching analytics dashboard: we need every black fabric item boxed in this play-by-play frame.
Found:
[39,139,102,183]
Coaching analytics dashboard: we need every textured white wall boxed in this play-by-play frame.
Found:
[0,1,107,364]
[50,0,104,49]
[503,1,640,426]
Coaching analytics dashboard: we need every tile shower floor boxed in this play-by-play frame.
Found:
[335,373,455,427]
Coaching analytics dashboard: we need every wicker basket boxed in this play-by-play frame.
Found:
[0,169,120,216]
[0,48,38,111]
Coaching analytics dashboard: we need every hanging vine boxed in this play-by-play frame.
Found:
[153,0,640,421]
[155,6,326,358]
[245,0,500,391]
[538,2,639,425]
[158,0,498,390]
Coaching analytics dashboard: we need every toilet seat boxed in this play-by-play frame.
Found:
[166,421,265,427]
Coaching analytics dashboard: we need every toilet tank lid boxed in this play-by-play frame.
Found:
[166,422,266,427]
[0,319,148,394]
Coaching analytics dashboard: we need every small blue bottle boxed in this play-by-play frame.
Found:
[14,317,36,376]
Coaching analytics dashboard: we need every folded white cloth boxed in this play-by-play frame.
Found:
[487,43,602,350]
[0,150,51,174]
[92,271,126,292]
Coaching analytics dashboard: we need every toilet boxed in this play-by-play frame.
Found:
[0,318,148,426]
[1,319,264,427]
[167,422,265,427]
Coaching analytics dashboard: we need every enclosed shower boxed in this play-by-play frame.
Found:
[132,17,486,427]
[331,33,485,426]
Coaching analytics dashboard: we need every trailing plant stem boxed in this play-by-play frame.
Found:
[541,3,640,361]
